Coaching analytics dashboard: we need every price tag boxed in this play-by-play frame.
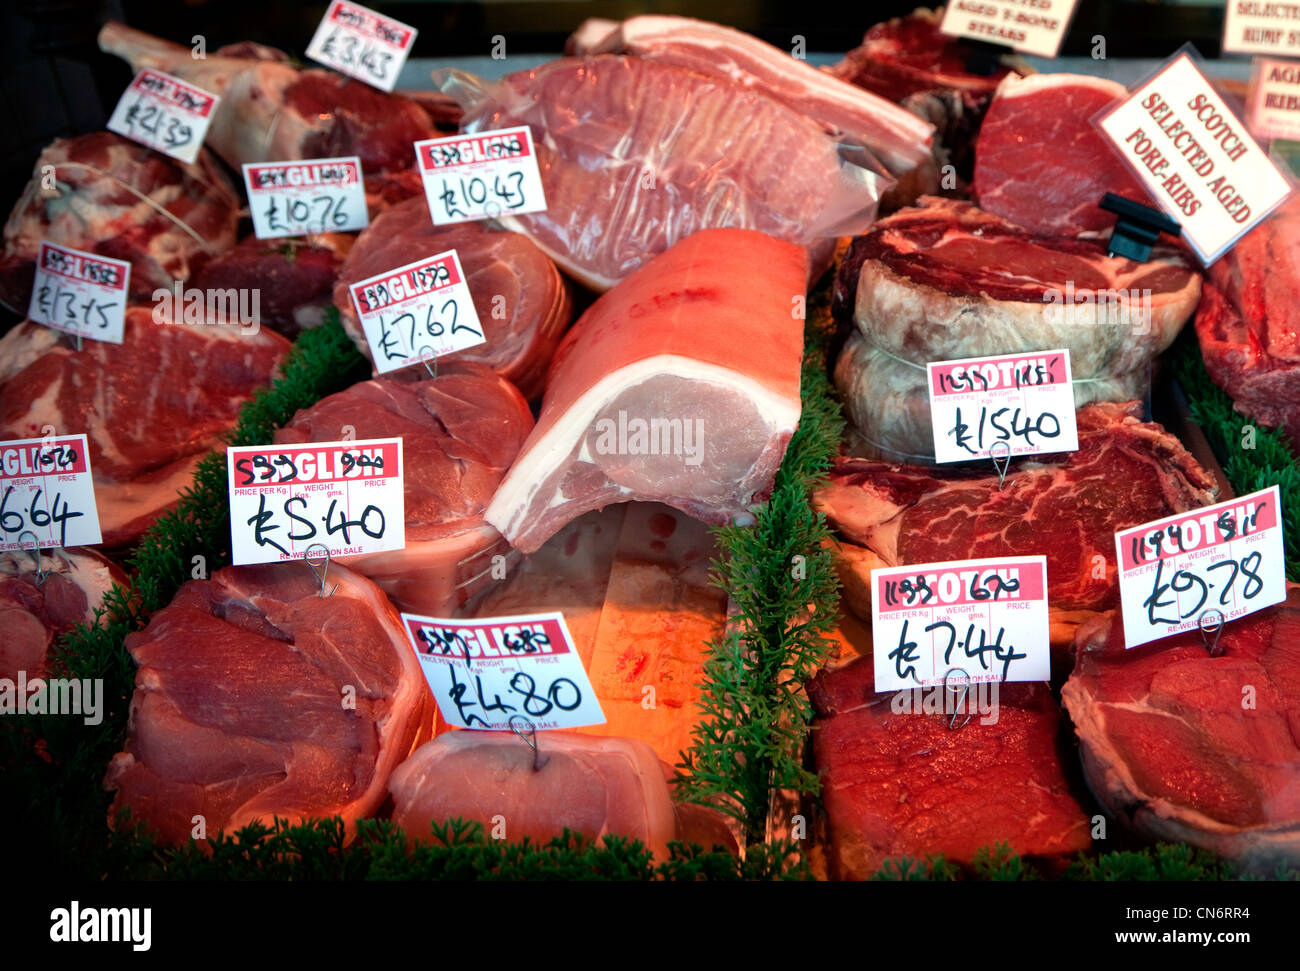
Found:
[27,243,129,345]
[1113,486,1286,649]
[401,611,605,731]
[871,556,1050,692]
[1246,58,1300,141]
[348,250,485,374]
[927,349,1078,463]
[305,0,416,93]
[938,0,1081,58]
[1223,4,1300,56]
[226,438,405,565]
[416,127,548,225]
[1095,50,1292,265]
[0,435,102,550]
[106,68,219,165]
[242,157,369,239]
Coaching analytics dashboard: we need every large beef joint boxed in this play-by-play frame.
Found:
[811,657,1092,879]
[1063,587,1300,872]
[105,563,430,845]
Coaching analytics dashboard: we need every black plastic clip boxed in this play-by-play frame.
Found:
[963,39,1011,77]
[1100,192,1182,262]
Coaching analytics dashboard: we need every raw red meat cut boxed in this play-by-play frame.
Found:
[398,90,465,133]
[192,237,344,339]
[974,74,1156,237]
[815,402,1218,643]
[334,197,571,399]
[833,197,1201,457]
[438,55,886,291]
[831,8,1025,186]
[389,730,677,860]
[0,547,126,683]
[98,22,433,174]
[832,8,1016,105]
[0,132,238,314]
[0,310,290,548]
[810,657,1092,879]
[1063,586,1300,871]
[1194,198,1300,452]
[105,562,431,845]
[273,362,534,617]
[588,16,937,194]
[484,228,805,554]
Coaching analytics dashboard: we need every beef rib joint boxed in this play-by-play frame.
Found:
[815,402,1219,645]
[974,74,1155,238]
[1063,586,1300,872]
[485,228,805,554]
[105,563,431,845]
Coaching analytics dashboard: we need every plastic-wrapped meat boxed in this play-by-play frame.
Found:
[485,228,805,554]
[105,562,432,845]
[437,55,887,291]
[587,15,936,197]
[389,730,677,859]
[192,237,344,339]
[0,547,126,683]
[334,197,571,399]
[0,132,238,314]
[0,310,290,548]
[98,22,433,173]
[273,362,534,617]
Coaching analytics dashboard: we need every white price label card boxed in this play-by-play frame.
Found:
[348,250,486,373]
[416,126,548,225]
[28,242,129,344]
[1246,58,1300,141]
[1114,486,1286,649]
[927,349,1078,463]
[938,0,1081,58]
[106,68,219,165]
[305,0,416,93]
[871,556,1051,692]
[1095,50,1292,265]
[1223,3,1300,56]
[226,438,405,565]
[243,157,369,239]
[401,611,605,731]
[0,435,102,550]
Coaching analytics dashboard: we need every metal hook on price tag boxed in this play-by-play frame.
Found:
[989,441,1012,491]
[417,345,438,381]
[1198,608,1225,658]
[484,200,503,223]
[16,531,48,584]
[943,666,972,731]
[303,543,338,598]
[508,714,547,772]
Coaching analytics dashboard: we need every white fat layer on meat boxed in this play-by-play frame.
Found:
[608,15,935,168]
[0,326,58,382]
[485,355,800,536]
[993,72,1129,101]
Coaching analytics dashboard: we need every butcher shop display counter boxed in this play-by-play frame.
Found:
[0,0,1297,941]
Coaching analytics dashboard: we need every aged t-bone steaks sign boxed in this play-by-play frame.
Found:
[939,0,1081,58]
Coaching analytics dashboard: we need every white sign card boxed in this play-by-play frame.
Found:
[242,156,369,239]
[416,126,548,226]
[27,242,129,345]
[106,68,219,165]
[0,435,103,550]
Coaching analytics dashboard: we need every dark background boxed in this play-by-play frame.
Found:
[0,1,1237,205]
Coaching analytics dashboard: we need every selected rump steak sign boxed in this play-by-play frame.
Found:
[1095,50,1292,264]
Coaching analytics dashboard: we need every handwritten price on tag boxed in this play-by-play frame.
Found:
[121,94,194,152]
[32,282,119,335]
[227,438,405,565]
[416,127,547,226]
[305,0,416,92]
[0,435,102,550]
